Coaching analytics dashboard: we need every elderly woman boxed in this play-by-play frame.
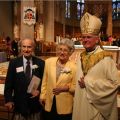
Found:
[40,38,76,120]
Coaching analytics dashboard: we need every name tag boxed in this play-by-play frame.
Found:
[16,66,24,73]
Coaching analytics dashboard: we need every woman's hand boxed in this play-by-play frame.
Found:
[78,76,86,88]
[53,86,69,95]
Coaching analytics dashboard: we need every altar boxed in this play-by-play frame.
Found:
[70,45,120,64]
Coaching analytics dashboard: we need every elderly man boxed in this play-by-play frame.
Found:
[4,38,45,120]
[72,12,120,120]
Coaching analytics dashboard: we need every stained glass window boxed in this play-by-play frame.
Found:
[112,0,120,19]
[65,0,84,19]
[77,0,84,19]
[66,0,70,18]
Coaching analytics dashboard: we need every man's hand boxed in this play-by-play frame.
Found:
[31,90,39,98]
[5,102,14,110]
[39,99,45,108]
[78,76,86,88]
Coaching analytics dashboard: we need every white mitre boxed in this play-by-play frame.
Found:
[80,12,102,35]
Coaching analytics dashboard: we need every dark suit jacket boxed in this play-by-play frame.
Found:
[4,56,45,116]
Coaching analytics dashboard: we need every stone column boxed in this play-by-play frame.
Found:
[44,1,54,42]
[34,0,44,41]
[13,1,20,40]
[60,1,66,37]
[63,13,66,38]
[106,1,112,36]
[20,0,35,40]
[71,2,77,37]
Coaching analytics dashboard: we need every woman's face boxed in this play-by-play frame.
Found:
[57,44,71,62]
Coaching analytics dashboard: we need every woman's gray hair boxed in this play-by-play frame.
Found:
[58,38,75,53]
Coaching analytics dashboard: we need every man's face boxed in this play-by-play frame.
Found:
[21,39,34,58]
[81,34,99,51]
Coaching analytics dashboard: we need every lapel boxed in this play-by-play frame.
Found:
[32,56,35,75]
[52,58,58,86]
[16,56,26,77]
[76,56,84,79]
[56,60,70,85]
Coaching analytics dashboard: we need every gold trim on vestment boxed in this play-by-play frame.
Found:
[81,51,113,75]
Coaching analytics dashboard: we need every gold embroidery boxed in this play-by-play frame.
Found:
[80,12,102,35]
[81,50,112,75]
[83,13,89,33]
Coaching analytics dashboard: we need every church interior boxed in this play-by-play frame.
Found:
[0,0,120,119]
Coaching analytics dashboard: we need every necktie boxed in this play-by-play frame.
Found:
[25,60,31,83]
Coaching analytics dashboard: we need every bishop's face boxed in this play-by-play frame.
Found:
[81,34,99,52]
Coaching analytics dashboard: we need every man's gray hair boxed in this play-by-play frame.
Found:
[19,38,35,47]
[59,38,75,53]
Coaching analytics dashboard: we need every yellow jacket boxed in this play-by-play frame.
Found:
[40,57,77,114]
